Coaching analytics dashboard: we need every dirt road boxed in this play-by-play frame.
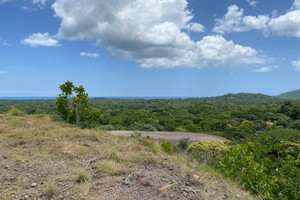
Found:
[109,131,229,143]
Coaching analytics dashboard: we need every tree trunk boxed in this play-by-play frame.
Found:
[73,103,80,127]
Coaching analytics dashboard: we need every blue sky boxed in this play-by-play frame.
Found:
[0,0,300,97]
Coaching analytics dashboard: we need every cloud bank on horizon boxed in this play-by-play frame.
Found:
[15,0,300,70]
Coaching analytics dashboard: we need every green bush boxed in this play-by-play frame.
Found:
[187,139,229,167]
[261,129,300,143]
[187,140,229,157]
[161,141,176,154]
[178,137,189,151]
[9,107,24,116]
[221,138,300,200]
[130,132,142,139]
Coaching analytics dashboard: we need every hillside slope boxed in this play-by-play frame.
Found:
[0,114,256,200]
[278,89,300,99]
[207,93,280,104]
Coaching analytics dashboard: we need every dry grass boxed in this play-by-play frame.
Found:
[44,181,57,197]
[94,160,130,175]
[0,114,258,200]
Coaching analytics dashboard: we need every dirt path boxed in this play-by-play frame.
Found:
[109,131,229,143]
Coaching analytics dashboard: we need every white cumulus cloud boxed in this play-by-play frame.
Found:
[268,10,300,38]
[80,52,100,58]
[292,60,300,71]
[213,5,269,34]
[22,32,60,47]
[253,65,278,73]
[291,0,300,10]
[186,23,205,32]
[137,35,264,68]
[213,4,300,38]
[52,0,263,68]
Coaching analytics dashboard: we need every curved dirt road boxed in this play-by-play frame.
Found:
[109,131,229,143]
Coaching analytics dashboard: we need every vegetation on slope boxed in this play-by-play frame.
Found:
[278,89,300,100]
[0,113,256,200]
[206,93,280,104]
[1,95,300,142]
[1,88,300,199]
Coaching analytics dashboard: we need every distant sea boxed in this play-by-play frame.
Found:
[0,96,197,100]
[0,97,57,100]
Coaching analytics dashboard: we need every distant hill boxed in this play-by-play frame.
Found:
[204,93,280,104]
[278,89,300,100]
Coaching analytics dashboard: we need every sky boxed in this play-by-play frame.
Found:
[0,0,300,97]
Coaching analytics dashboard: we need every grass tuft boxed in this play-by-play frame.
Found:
[94,160,130,175]
[44,181,57,196]
[74,171,88,183]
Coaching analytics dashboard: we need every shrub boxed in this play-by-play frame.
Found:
[161,141,176,154]
[9,107,24,117]
[130,132,142,139]
[261,129,300,143]
[188,140,229,167]
[187,140,229,157]
[178,137,189,151]
[221,138,300,200]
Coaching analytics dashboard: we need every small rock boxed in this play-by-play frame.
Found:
[140,179,153,187]
[219,192,228,199]
[235,195,244,200]
[160,155,169,160]
[193,174,200,180]
[3,155,8,159]
[31,182,38,188]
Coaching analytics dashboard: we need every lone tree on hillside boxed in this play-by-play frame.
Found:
[56,81,101,128]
